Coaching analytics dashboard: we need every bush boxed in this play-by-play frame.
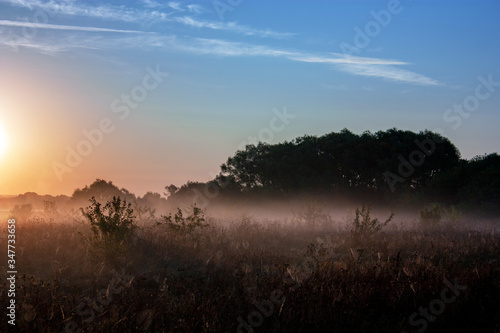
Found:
[132,201,156,223]
[443,205,462,227]
[351,205,393,240]
[158,205,208,236]
[81,196,136,241]
[80,196,136,265]
[419,204,442,228]
[293,200,333,228]
[10,204,33,222]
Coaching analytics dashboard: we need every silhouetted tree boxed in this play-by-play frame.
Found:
[164,184,179,197]
[71,179,136,206]
[218,128,460,198]
[429,153,500,212]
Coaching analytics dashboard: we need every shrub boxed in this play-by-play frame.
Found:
[80,196,136,265]
[10,204,33,222]
[419,204,442,228]
[133,201,156,223]
[443,205,462,227]
[81,196,136,241]
[351,205,393,240]
[158,205,208,236]
[293,200,333,228]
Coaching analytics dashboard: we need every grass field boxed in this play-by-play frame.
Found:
[1,207,499,332]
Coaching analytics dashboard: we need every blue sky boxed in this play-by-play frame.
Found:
[0,0,499,196]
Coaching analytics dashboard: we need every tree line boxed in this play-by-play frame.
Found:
[3,128,497,216]
[168,128,499,213]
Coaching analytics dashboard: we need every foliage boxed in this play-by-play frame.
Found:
[72,179,136,205]
[293,200,333,228]
[136,191,168,212]
[164,184,179,197]
[443,205,462,227]
[81,196,136,242]
[80,196,136,265]
[351,205,393,239]
[10,203,33,221]
[419,204,442,228]
[158,205,208,236]
[429,153,500,213]
[132,201,156,222]
[218,128,460,195]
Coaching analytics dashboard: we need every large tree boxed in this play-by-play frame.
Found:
[218,128,460,196]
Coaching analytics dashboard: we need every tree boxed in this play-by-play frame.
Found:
[429,153,500,212]
[164,184,179,197]
[80,196,136,266]
[351,205,394,241]
[71,179,136,206]
[217,128,460,198]
[81,196,136,242]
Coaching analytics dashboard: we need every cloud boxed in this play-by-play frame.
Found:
[337,63,440,86]
[1,0,179,23]
[187,4,203,14]
[140,0,164,8]
[140,0,203,13]
[2,0,291,38]
[166,2,182,11]
[173,39,439,85]
[0,36,68,55]
[288,53,407,65]
[174,16,296,38]
[172,37,295,57]
[0,20,146,33]
[0,19,439,86]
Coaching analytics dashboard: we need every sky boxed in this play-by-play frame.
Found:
[0,0,499,197]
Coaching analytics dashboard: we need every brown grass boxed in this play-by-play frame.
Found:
[0,212,499,332]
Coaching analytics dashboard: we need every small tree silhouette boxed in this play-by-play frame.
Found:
[158,205,208,236]
[351,205,393,241]
[80,196,136,265]
[81,196,136,241]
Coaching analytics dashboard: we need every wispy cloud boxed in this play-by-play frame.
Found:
[289,53,407,65]
[1,0,179,23]
[0,20,146,33]
[141,0,163,8]
[174,16,296,38]
[0,36,68,55]
[177,39,439,85]
[187,4,203,14]
[337,63,440,86]
[140,0,202,12]
[2,0,291,38]
[0,21,439,86]
[0,22,438,86]
[166,2,182,11]
[0,0,440,87]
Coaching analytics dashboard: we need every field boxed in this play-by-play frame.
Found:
[1,205,499,333]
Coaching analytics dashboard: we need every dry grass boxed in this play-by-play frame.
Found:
[0,212,499,332]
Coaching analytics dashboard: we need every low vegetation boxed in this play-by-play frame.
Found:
[350,205,393,241]
[419,203,442,228]
[1,198,498,332]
